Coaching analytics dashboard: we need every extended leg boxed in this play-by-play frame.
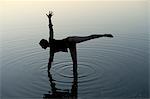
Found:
[67,34,113,44]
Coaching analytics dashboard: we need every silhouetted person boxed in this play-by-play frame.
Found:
[39,11,113,72]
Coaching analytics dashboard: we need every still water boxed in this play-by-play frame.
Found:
[0,1,149,99]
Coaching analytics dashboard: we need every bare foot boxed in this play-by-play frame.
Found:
[104,34,113,38]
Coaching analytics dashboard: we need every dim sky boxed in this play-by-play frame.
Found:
[0,0,148,40]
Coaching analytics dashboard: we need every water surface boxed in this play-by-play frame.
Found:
[0,1,149,99]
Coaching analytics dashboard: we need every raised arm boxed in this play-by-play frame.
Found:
[46,11,54,41]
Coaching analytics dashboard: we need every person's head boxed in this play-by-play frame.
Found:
[39,39,49,49]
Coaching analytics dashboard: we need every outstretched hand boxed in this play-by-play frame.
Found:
[46,11,53,18]
[104,34,113,38]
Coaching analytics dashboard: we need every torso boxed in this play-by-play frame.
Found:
[50,39,69,53]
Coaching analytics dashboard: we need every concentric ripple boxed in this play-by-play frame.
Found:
[1,32,149,98]
[52,61,97,78]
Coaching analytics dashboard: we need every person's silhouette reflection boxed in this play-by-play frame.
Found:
[43,61,78,99]
[39,11,113,72]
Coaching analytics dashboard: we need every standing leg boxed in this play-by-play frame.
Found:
[69,44,77,75]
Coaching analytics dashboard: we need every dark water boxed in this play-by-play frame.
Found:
[0,1,149,99]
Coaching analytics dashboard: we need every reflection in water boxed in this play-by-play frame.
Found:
[40,11,113,99]
[43,60,78,99]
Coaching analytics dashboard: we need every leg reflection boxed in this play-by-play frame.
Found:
[71,65,78,99]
